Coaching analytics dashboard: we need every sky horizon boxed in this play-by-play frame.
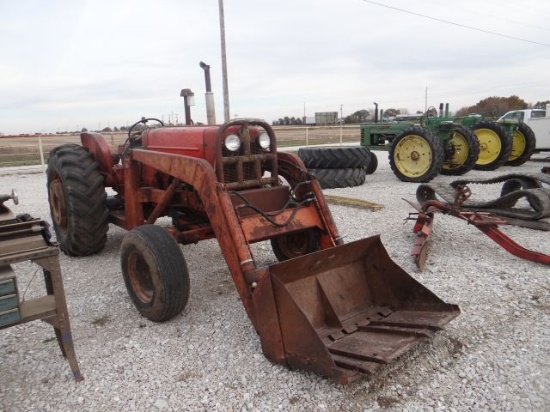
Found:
[1,0,549,134]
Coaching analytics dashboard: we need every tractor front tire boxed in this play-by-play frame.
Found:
[271,229,320,262]
[472,121,512,171]
[506,122,536,167]
[46,143,109,256]
[121,225,190,322]
[440,124,480,176]
[389,126,444,183]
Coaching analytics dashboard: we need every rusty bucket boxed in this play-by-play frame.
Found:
[257,235,459,384]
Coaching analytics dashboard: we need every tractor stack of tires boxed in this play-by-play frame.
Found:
[298,146,376,189]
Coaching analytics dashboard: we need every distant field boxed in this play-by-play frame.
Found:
[0,125,361,167]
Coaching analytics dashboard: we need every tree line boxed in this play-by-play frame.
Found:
[455,96,550,117]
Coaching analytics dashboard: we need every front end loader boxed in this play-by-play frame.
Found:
[46,118,459,383]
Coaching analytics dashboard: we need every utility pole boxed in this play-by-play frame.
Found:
[218,0,230,122]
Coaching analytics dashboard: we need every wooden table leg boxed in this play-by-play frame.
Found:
[41,257,84,382]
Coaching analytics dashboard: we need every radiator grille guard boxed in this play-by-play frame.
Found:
[216,120,279,190]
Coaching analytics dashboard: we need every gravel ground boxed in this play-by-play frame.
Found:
[0,152,549,412]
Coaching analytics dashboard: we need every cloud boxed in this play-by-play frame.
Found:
[1,0,549,134]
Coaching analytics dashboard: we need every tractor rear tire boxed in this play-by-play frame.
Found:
[365,150,378,174]
[308,167,367,189]
[46,143,109,256]
[440,124,480,176]
[389,126,444,183]
[121,225,190,322]
[271,229,320,262]
[298,146,371,169]
[506,122,536,166]
[472,121,512,171]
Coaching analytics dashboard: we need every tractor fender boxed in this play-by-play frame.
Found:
[81,132,117,187]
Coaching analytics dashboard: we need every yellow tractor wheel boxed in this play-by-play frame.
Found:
[472,121,512,171]
[440,125,480,176]
[506,122,536,166]
[389,126,444,183]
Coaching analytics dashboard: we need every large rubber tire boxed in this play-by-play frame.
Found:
[308,167,367,189]
[506,122,536,166]
[298,146,371,169]
[388,126,444,183]
[440,124,480,176]
[365,150,378,175]
[270,229,320,262]
[121,225,190,322]
[472,121,512,171]
[46,143,109,256]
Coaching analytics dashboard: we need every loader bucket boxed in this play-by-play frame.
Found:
[260,235,459,384]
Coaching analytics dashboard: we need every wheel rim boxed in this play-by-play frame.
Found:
[49,176,68,235]
[474,128,502,165]
[394,135,432,178]
[442,132,469,170]
[277,233,308,257]
[509,130,526,161]
[127,251,154,304]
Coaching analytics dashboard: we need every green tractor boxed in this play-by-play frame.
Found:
[361,107,480,183]
[360,103,535,183]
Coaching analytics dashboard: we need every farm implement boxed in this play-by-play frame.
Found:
[406,174,550,270]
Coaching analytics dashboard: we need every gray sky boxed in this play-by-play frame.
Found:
[1,0,549,134]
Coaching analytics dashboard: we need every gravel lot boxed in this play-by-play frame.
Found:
[1,151,549,412]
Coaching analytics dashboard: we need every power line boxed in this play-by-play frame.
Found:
[361,0,550,47]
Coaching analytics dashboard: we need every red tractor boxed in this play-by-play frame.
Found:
[46,118,459,383]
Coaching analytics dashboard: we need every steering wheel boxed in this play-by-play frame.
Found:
[127,117,164,140]
[121,117,165,159]
[426,106,438,118]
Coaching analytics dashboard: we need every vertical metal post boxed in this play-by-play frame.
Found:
[218,0,230,122]
[184,97,192,125]
[200,61,217,125]
[339,104,343,145]
[38,136,46,173]
[180,89,195,125]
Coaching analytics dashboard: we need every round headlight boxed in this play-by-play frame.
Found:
[258,132,270,150]
[224,134,241,151]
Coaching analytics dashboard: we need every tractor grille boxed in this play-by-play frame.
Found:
[219,131,277,190]
[223,159,258,183]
